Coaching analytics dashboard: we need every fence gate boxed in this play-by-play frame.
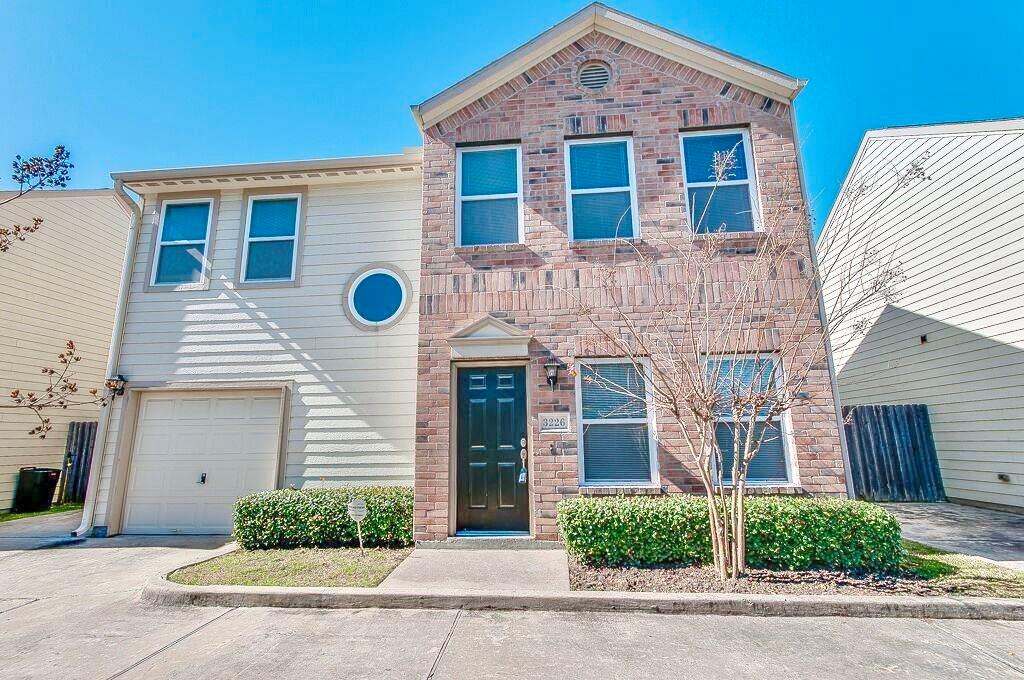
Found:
[58,421,98,504]
[843,404,945,502]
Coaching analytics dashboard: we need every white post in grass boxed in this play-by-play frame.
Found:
[347,498,367,556]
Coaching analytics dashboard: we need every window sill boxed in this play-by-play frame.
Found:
[144,281,211,293]
[233,278,300,291]
[579,485,665,496]
[692,230,766,244]
[569,237,643,249]
[454,242,529,254]
[716,484,803,495]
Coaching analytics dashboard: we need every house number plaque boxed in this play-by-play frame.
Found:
[539,412,570,433]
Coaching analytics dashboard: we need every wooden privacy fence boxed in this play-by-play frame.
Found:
[843,404,945,502]
[58,421,98,504]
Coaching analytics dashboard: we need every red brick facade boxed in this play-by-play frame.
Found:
[414,31,846,541]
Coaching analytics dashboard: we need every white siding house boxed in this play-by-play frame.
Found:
[0,190,130,510]
[821,118,1024,511]
[82,151,423,534]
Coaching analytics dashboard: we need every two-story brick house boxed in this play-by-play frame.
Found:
[76,4,846,539]
[410,4,845,541]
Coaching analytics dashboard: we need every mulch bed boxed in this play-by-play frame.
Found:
[568,556,940,596]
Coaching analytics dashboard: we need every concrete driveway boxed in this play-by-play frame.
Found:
[1,536,1023,678]
[0,508,83,550]
[883,502,1024,571]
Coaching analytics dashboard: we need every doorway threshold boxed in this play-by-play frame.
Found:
[418,533,562,551]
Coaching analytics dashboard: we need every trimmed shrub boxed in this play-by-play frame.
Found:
[557,495,905,573]
[744,496,905,573]
[233,486,413,550]
[557,495,712,566]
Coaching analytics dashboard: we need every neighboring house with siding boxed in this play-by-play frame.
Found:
[78,4,847,538]
[821,118,1024,512]
[0,190,130,511]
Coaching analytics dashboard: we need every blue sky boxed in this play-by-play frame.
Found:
[2,0,1021,227]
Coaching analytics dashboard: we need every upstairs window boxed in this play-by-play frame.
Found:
[577,359,658,485]
[565,137,639,240]
[242,194,301,282]
[706,355,791,485]
[681,129,759,233]
[152,200,213,286]
[456,145,523,246]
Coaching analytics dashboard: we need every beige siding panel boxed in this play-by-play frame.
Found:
[91,179,422,528]
[821,122,1024,509]
[0,192,129,509]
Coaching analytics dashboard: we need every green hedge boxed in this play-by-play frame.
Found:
[233,487,413,550]
[557,495,905,573]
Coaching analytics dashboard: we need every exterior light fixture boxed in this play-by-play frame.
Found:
[108,375,128,396]
[544,362,563,388]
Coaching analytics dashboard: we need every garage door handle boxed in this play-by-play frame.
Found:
[199,473,207,485]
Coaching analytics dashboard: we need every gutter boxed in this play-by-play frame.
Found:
[74,179,142,537]
[788,106,857,499]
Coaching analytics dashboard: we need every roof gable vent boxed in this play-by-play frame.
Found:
[578,62,612,90]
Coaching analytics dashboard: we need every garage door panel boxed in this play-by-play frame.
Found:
[172,432,211,456]
[123,391,283,534]
[213,397,247,419]
[209,431,245,455]
[251,396,281,419]
[141,397,178,420]
[178,397,215,420]
[243,428,281,455]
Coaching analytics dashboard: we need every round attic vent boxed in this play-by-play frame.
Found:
[578,62,611,90]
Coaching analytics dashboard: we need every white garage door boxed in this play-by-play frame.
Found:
[122,391,283,534]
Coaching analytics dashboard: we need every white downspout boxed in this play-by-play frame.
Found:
[74,179,142,536]
[789,106,857,499]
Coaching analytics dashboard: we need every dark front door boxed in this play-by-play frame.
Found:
[456,366,529,533]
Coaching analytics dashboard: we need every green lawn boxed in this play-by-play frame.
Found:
[0,502,83,523]
[903,540,1024,598]
[169,547,412,588]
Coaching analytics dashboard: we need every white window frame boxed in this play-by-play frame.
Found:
[679,128,762,234]
[455,144,524,247]
[575,357,660,487]
[564,136,640,241]
[240,192,302,283]
[347,267,409,328]
[150,198,214,287]
[705,353,798,487]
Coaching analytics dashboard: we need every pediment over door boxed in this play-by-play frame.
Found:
[448,315,532,359]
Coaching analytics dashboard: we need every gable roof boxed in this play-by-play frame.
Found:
[411,3,805,130]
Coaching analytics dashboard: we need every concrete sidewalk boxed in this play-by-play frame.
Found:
[3,536,1024,678]
[379,545,570,594]
[883,502,1024,571]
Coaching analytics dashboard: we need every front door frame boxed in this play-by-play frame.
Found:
[448,360,533,537]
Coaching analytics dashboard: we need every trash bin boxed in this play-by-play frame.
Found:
[12,467,62,513]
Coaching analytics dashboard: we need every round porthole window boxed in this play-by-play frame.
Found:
[344,266,410,330]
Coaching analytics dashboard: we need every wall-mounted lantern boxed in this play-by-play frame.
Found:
[107,375,128,397]
[544,362,563,389]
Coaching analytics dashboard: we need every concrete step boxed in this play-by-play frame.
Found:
[416,535,563,551]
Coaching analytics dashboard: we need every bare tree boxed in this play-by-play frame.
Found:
[2,342,117,438]
[1,145,73,252]
[2,146,114,437]
[568,143,929,581]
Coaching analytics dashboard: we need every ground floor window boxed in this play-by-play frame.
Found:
[576,358,658,485]
[706,355,791,485]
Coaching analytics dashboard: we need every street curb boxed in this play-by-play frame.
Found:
[142,576,1024,620]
